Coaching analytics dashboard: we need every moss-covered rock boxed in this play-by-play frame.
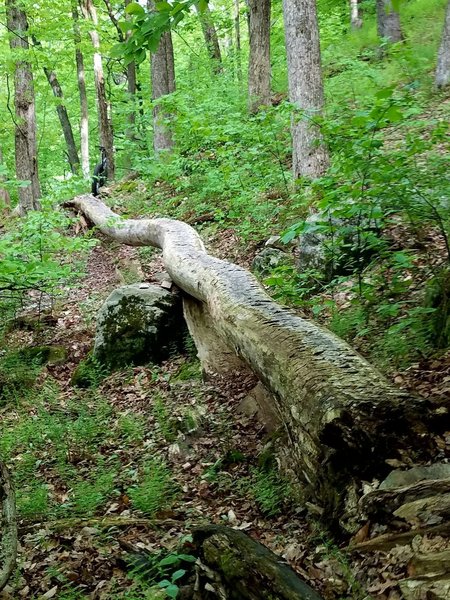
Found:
[93,283,186,370]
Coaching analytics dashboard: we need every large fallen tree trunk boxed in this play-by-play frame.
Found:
[67,194,439,530]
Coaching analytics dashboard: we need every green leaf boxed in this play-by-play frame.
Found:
[171,569,186,581]
[125,2,145,16]
[165,585,179,599]
[155,1,172,11]
[159,555,180,566]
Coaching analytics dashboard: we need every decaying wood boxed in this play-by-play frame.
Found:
[0,462,17,593]
[67,194,440,528]
[360,479,450,519]
[193,525,323,599]
[349,522,450,553]
[23,516,181,532]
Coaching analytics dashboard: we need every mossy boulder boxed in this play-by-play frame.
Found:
[94,283,186,370]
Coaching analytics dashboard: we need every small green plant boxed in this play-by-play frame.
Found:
[128,459,177,517]
[251,467,292,517]
[71,354,108,388]
[117,413,146,443]
[16,482,49,519]
[152,394,177,443]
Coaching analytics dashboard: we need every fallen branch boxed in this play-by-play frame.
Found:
[22,516,182,533]
[0,461,17,593]
[66,194,438,529]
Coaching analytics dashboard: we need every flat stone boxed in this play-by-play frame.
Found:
[380,464,450,490]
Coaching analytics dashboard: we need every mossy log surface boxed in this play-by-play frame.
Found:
[193,525,323,600]
[68,194,436,524]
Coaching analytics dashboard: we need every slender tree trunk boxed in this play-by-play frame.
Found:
[72,0,90,179]
[235,0,242,82]
[196,3,222,73]
[0,147,11,207]
[81,0,115,180]
[436,0,450,88]
[247,0,271,112]
[6,0,41,214]
[376,0,403,43]
[43,68,80,174]
[148,1,176,153]
[125,0,137,146]
[350,0,362,29]
[282,0,329,180]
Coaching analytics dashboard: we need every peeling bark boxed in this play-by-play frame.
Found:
[67,195,437,528]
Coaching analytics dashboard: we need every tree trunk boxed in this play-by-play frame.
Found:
[67,194,438,530]
[6,0,41,214]
[72,0,90,179]
[125,0,137,149]
[0,147,11,208]
[235,0,243,82]
[376,0,403,43]
[350,0,362,29]
[193,525,323,600]
[196,3,222,73]
[81,0,115,181]
[282,0,329,180]
[247,0,271,112]
[148,1,176,153]
[436,0,450,88]
[43,68,80,174]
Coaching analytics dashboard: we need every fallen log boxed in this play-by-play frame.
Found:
[0,462,17,593]
[67,194,440,529]
[192,525,323,600]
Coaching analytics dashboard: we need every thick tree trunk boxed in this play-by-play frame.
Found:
[196,3,222,72]
[6,0,41,214]
[0,147,11,208]
[43,68,80,174]
[436,0,450,88]
[72,0,90,179]
[193,525,323,599]
[81,0,115,181]
[376,0,403,43]
[282,0,329,180]
[350,0,362,29]
[125,0,137,148]
[248,0,271,112]
[148,1,176,153]
[67,194,437,529]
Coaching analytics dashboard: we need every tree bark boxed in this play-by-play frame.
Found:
[376,0,403,43]
[282,0,329,180]
[350,0,362,29]
[125,0,137,150]
[0,146,11,208]
[248,0,271,112]
[81,0,115,180]
[6,0,41,214]
[235,0,243,82]
[43,68,80,174]
[196,3,222,73]
[0,462,17,593]
[72,0,90,179]
[436,0,450,88]
[67,194,437,530]
[148,1,176,153]
[193,525,323,599]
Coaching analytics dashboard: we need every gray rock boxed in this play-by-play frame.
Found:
[94,283,186,369]
[252,248,293,278]
[380,463,450,490]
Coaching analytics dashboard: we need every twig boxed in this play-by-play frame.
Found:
[21,516,183,533]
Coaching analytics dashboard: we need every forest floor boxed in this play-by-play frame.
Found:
[1,193,449,600]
